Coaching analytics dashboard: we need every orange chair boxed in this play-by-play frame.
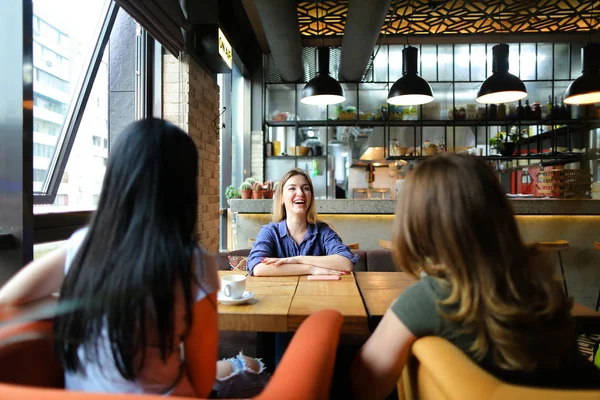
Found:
[346,243,360,250]
[398,336,600,400]
[0,309,344,400]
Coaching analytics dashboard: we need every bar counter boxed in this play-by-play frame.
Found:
[230,198,600,215]
[228,199,600,309]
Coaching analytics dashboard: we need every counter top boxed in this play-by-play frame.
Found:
[229,198,600,215]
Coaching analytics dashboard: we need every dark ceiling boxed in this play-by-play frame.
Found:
[244,0,600,53]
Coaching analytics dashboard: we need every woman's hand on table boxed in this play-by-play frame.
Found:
[310,266,346,276]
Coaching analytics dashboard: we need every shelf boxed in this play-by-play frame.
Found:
[267,155,328,159]
[265,119,600,128]
[387,153,583,163]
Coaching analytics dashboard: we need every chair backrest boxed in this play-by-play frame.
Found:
[399,337,600,400]
[257,309,344,400]
[345,243,360,250]
[0,320,64,388]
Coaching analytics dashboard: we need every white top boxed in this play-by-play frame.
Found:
[63,228,219,396]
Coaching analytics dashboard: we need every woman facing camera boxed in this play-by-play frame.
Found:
[351,154,600,400]
[247,168,358,276]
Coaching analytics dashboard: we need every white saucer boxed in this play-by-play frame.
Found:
[218,291,254,305]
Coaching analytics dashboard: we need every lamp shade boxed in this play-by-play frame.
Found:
[301,47,345,105]
[564,43,600,105]
[476,44,527,104]
[387,46,434,106]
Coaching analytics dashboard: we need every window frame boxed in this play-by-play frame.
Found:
[33,1,119,205]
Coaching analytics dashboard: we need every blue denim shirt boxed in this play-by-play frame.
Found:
[247,220,359,274]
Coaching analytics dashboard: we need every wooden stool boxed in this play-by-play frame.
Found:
[353,188,368,199]
[345,243,360,250]
[369,188,391,199]
[534,240,570,297]
[593,242,600,311]
[378,239,392,250]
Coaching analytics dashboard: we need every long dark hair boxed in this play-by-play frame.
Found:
[54,119,199,380]
[392,154,574,371]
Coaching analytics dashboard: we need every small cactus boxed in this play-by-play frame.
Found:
[240,182,252,191]
[252,181,264,191]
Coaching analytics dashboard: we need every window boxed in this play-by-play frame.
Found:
[33,3,144,215]
[34,143,55,158]
[34,169,47,182]
[54,194,69,206]
[33,117,61,136]
[35,69,69,92]
[32,0,112,206]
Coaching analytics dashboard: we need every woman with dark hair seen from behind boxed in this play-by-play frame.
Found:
[351,154,600,400]
[247,168,358,276]
[0,118,267,398]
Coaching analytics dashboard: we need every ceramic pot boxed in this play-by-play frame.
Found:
[240,189,252,199]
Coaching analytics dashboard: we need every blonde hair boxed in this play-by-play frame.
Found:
[392,154,574,372]
[272,168,319,224]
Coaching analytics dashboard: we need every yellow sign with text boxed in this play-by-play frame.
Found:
[218,28,232,70]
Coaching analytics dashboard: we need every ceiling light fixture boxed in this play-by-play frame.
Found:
[476,43,527,104]
[387,46,434,106]
[301,1,345,106]
[387,1,434,106]
[564,43,600,105]
[564,3,600,105]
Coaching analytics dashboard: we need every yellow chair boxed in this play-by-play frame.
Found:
[398,336,600,400]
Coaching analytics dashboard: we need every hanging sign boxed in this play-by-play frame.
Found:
[218,28,232,70]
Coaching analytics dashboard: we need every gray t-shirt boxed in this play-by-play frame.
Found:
[390,275,600,388]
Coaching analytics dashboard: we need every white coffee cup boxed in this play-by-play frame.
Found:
[221,275,247,299]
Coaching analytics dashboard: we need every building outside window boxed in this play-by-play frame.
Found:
[32,0,111,213]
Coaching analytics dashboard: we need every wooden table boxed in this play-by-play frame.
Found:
[355,272,417,331]
[355,271,600,332]
[288,273,369,335]
[217,271,299,332]
[217,271,370,334]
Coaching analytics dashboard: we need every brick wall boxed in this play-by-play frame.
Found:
[162,54,220,253]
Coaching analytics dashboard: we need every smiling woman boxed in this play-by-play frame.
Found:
[247,168,359,276]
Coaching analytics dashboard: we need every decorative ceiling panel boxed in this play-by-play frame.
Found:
[297,0,600,36]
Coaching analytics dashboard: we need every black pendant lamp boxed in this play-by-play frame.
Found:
[301,47,345,106]
[387,46,434,106]
[476,44,527,104]
[564,43,600,105]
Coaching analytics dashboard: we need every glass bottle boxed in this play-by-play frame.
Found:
[517,101,524,120]
[497,103,506,120]
[488,104,497,120]
[546,95,553,119]
[532,101,542,120]
[265,138,273,157]
[523,100,532,119]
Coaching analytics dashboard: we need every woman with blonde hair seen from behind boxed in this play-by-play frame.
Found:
[352,154,600,399]
[247,168,358,276]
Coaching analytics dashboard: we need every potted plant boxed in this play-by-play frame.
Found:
[239,182,252,199]
[252,181,264,199]
[225,184,241,205]
[489,131,518,157]
[263,180,274,199]
[245,177,258,186]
